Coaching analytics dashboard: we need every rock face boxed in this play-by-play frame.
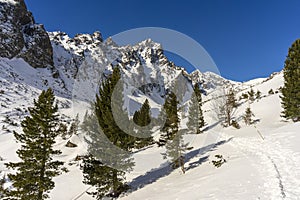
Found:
[0,0,53,67]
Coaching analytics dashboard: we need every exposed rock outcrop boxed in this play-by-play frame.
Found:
[0,0,53,67]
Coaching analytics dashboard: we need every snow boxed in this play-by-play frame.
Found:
[0,0,17,5]
[1,38,300,200]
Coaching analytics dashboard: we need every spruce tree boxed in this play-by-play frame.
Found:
[133,99,154,148]
[158,92,180,146]
[133,99,151,126]
[187,83,205,134]
[164,129,188,174]
[82,68,135,199]
[5,88,65,200]
[248,88,255,102]
[219,88,237,127]
[0,174,5,198]
[68,114,80,137]
[159,94,188,173]
[281,39,300,122]
[243,107,254,125]
[256,90,262,100]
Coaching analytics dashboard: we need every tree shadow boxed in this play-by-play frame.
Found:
[202,120,222,132]
[185,155,209,171]
[127,137,232,193]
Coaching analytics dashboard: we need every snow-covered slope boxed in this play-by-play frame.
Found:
[1,0,300,199]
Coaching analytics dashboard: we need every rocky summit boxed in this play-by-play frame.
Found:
[0,0,53,68]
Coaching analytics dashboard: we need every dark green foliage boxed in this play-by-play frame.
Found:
[68,114,80,136]
[82,68,135,198]
[81,155,128,199]
[243,107,254,125]
[5,88,65,200]
[248,88,255,102]
[268,89,274,95]
[212,155,226,168]
[231,120,240,129]
[94,67,136,149]
[158,92,180,146]
[133,99,151,127]
[187,84,205,134]
[256,90,262,100]
[281,39,300,122]
[58,123,68,140]
[159,93,188,173]
[240,93,249,100]
[219,88,237,127]
[163,130,189,174]
[133,99,154,148]
[0,175,6,198]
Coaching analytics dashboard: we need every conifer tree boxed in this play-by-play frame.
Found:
[219,88,237,127]
[248,88,255,102]
[133,99,151,126]
[68,114,80,137]
[133,99,154,148]
[159,93,188,173]
[82,68,135,199]
[164,129,189,174]
[256,90,262,100]
[243,107,254,125]
[0,174,5,198]
[58,123,68,140]
[5,88,65,200]
[187,83,205,134]
[158,92,180,146]
[281,39,300,122]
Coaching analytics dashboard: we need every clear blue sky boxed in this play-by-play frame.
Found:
[25,0,300,81]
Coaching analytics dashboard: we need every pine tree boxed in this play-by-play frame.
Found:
[164,129,189,174]
[158,92,180,146]
[5,88,65,200]
[243,107,254,125]
[68,114,80,136]
[0,174,5,198]
[82,68,135,199]
[187,83,205,134]
[81,155,128,199]
[219,88,237,127]
[133,99,154,148]
[159,94,188,173]
[58,123,68,140]
[248,88,255,102]
[281,39,300,122]
[133,99,151,126]
[256,90,262,100]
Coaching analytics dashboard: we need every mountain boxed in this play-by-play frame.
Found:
[0,0,53,68]
[1,1,300,200]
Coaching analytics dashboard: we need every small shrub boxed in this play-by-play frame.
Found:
[212,155,226,168]
[231,120,240,129]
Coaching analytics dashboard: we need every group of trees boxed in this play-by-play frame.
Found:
[2,38,298,199]
[158,83,205,174]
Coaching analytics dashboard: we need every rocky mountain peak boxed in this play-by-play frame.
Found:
[0,0,53,68]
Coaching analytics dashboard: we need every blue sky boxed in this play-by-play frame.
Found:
[25,0,300,81]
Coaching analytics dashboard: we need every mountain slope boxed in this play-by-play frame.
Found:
[1,1,300,200]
